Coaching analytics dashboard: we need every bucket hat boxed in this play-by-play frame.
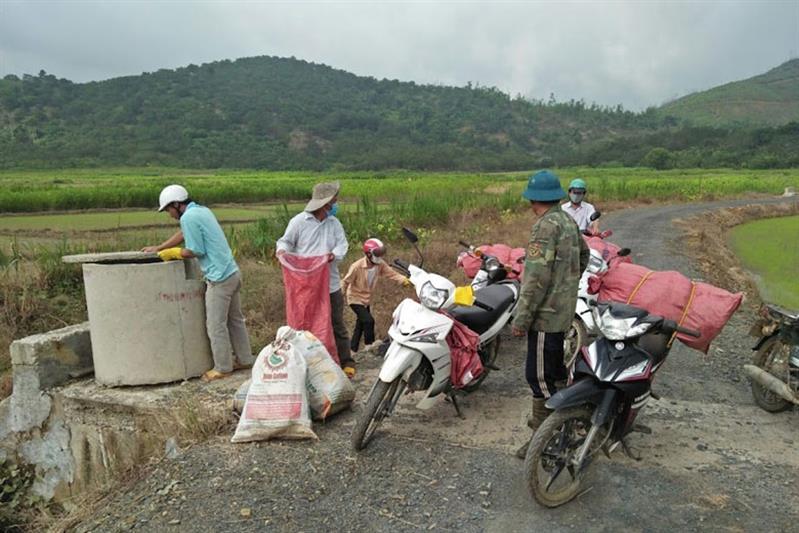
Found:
[522,170,566,202]
[304,181,340,212]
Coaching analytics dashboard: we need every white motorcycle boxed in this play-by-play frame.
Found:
[351,228,520,451]
[565,212,631,367]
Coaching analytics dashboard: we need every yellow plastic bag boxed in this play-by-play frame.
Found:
[453,285,475,306]
[158,247,183,261]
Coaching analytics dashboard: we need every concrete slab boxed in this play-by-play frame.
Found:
[52,370,250,498]
[10,322,93,388]
[62,251,160,264]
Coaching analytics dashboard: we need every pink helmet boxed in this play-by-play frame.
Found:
[363,238,386,262]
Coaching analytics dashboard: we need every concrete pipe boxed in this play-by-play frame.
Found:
[81,258,213,386]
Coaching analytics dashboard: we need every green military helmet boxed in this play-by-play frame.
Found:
[522,170,566,202]
[568,178,587,191]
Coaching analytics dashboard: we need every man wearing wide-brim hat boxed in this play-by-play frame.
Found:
[510,170,589,458]
[276,181,356,376]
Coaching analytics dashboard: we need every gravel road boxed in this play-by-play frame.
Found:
[77,198,799,533]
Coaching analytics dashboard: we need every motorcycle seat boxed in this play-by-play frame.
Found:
[605,302,650,320]
[450,284,515,334]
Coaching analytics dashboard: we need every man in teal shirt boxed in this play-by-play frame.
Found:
[144,184,254,382]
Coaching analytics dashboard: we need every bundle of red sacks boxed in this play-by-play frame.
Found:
[456,237,742,354]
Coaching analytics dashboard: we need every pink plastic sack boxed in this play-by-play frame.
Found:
[457,244,526,279]
[279,254,338,363]
[446,320,483,389]
[596,262,743,353]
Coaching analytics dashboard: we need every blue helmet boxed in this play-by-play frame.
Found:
[568,178,587,191]
[522,170,566,202]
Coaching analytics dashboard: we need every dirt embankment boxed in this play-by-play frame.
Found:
[675,200,799,305]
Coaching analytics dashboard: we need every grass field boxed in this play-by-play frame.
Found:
[1,167,798,213]
[0,205,292,232]
[2,166,797,260]
[729,215,799,310]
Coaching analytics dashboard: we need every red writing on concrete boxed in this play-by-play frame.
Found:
[158,290,204,303]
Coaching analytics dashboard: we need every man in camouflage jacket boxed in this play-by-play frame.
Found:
[511,170,589,458]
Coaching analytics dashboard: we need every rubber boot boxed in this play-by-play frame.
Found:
[515,398,551,459]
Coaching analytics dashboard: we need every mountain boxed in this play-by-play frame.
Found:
[0,56,658,170]
[0,55,796,170]
[658,59,799,127]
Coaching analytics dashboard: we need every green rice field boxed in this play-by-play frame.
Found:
[729,215,799,310]
[1,167,797,260]
[1,167,797,214]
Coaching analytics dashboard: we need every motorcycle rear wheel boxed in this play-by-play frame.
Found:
[751,336,793,412]
[564,318,586,369]
[462,335,501,393]
[351,377,403,451]
[524,406,594,508]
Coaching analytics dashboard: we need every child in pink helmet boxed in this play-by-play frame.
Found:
[342,238,410,353]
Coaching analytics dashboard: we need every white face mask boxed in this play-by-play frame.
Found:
[569,192,585,204]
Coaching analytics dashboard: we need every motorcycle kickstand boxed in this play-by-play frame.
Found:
[447,391,466,419]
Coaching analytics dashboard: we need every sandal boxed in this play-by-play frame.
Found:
[201,369,232,383]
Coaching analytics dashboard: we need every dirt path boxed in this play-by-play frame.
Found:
[76,198,799,533]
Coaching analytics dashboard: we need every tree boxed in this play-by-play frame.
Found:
[642,147,676,170]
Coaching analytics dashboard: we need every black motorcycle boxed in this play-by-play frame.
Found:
[744,303,799,412]
[524,301,700,507]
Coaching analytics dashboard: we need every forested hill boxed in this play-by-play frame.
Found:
[1,55,797,170]
[658,59,799,127]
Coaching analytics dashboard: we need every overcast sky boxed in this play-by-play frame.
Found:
[1,1,797,110]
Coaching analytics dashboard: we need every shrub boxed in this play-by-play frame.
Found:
[642,147,676,170]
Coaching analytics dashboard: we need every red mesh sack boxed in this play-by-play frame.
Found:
[279,254,338,363]
[597,262,742,353]
[446,320,483,389]
[456,244,526,279]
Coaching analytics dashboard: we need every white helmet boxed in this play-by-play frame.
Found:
[158,184,189,212]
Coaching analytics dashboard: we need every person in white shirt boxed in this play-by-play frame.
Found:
[561,178,599,234]
[276,181,355,377]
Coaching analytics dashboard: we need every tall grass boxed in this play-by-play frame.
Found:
[2,167,797,213]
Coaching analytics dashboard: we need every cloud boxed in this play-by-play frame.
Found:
[0,0,796,109]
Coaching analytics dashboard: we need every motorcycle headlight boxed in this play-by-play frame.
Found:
[419,281,449,310]
[586,254,605,274]
[597,310,653,340]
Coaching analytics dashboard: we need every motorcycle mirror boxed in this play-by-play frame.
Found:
[401,227,424,268]
[590,211,601,221]
[402,227,419,243]
[618,248,631,257]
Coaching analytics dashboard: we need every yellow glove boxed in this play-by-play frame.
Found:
[158,247,184,262]
[453,285,475,306]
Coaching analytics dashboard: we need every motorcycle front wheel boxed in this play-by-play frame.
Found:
[524,406,595,508]
[564,318,586,369]
[351,377,404,451]
[751,336,793,412]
